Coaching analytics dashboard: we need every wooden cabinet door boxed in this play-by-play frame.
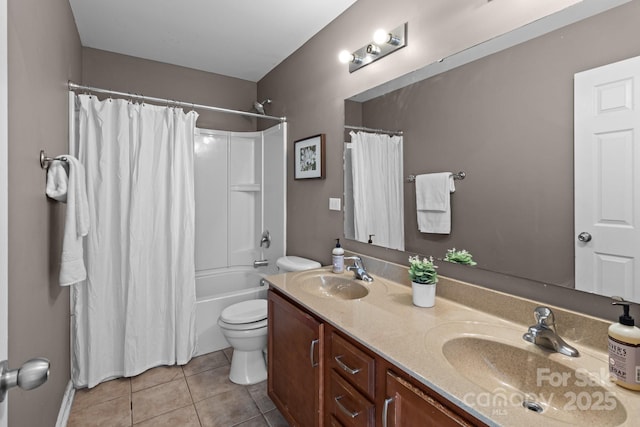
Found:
[384,371,474,427]
[268,290,323,426]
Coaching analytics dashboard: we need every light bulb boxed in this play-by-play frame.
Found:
[338,50,353,64]
[373,29,391,45]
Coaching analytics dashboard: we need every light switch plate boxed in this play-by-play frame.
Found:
[329,198,341,211]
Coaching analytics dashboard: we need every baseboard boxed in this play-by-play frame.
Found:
[55,380,75,427]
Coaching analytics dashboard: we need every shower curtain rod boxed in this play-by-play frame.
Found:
[68,81,287,122]
[345,124,403,136]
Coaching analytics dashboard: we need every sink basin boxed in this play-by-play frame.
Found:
[425,322,627,426]
[297,273,369,300]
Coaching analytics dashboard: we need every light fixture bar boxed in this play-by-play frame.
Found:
[347,23,407,73]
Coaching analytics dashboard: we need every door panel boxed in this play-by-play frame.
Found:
[1,0,8,423]
[575,55,640,302]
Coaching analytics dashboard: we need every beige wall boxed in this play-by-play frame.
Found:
[82,48,258,132]
[258,0,637,319]
[7,0,81,425]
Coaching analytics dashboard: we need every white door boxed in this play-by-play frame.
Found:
[1,0,8,424]
[575,55,640,303]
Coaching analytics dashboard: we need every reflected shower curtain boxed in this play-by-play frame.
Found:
[71,95,198,388]
[350,131,404,251]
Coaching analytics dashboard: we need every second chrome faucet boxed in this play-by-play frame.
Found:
[523,306,579,357]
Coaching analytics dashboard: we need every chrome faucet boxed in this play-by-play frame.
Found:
[344,256,373,282]
[523,307,579,357]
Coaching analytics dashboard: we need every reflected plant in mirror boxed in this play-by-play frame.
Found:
[444,248,477,266]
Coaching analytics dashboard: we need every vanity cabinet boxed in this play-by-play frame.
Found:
[268,288,486,427]
[268,290,324,426]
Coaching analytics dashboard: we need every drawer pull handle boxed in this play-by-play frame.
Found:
[310,339,319,367]
[335,395,360,419]
[334,355,361,375]
[383,397,394,427]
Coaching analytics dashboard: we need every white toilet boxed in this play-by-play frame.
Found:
[218,256,321,385]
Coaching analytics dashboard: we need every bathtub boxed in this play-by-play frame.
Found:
[194,267,269,356]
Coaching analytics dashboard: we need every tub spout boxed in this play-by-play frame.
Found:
[253,259,269,268]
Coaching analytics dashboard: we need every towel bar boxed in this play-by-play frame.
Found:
[407,171,465,182]
[40,150,68,170]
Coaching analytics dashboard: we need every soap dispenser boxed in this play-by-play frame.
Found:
[608,296,640,391]
[332,239,344,273]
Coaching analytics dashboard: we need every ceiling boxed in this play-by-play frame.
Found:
[68,0,358,82]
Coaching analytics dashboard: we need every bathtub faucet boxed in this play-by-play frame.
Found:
[253,259,269,268]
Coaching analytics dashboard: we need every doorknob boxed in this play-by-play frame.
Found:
[0,357,50,402]
[578,232,592,242]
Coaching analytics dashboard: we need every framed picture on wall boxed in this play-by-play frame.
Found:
[294,134,326,179]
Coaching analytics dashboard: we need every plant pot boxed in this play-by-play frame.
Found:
[412,281,436,307]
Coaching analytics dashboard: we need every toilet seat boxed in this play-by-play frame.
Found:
[218,318,268,331]
[219,299,267,324]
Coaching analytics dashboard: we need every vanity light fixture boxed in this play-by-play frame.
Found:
[339,22,407,73]
[338,50,363,65]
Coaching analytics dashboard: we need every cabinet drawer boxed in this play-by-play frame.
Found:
[330,332,375,399]
[329,371,375,427]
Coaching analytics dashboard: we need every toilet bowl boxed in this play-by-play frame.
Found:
[218,299,268,385]
[218,256,321,385]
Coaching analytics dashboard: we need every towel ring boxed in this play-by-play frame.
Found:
[40,150,68,170]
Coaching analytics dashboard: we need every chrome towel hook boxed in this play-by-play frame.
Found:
[40,150,68,169]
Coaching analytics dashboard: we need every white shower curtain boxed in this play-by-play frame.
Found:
[350,131,404,251]
[71,94,198,388]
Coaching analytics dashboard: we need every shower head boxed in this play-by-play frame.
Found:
[253,99,272,115]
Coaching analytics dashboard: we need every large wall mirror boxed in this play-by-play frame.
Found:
[344,0,640,299]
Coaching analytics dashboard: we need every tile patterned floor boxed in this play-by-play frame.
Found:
[67,348,289,427]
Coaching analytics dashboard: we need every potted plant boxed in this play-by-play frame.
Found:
[408,255,438,307]
[444,248,477,266]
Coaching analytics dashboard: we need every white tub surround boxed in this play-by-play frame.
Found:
[192,124,286,357]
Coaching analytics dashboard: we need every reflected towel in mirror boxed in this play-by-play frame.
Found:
[416,172,454,234]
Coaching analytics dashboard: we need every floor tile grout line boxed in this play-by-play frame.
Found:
[71,379,132,414]
[129,377,133,426]
[131,377,193,425]
[130,402,194,427]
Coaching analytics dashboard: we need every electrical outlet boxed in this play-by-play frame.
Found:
[329,198,341,211]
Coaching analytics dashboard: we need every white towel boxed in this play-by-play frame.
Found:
[46,155,90,286]
[415,172,455,234]
[45,160,68,202]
